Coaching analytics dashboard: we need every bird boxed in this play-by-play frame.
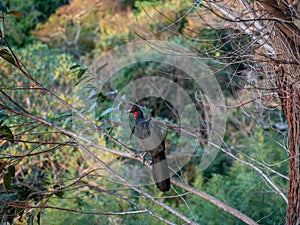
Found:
[129,105,170,192]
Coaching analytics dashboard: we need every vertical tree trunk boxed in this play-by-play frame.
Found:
[258,1,300,224]
[277,65,300,225]
[287,111,300,223]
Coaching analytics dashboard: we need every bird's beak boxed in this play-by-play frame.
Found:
[128,108,134,113]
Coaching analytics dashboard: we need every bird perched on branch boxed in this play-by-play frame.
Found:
[129,105,170,192]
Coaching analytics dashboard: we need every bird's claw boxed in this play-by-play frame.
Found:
[141,151,148,163]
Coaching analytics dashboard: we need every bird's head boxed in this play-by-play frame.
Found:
[129,105,144,119]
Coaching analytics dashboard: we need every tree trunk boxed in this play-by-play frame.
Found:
[258,1,300,224]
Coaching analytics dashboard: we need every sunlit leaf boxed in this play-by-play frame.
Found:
[0,21,4,39]
[63,117,72,126]
[69,64,81,70]
[88,89,97,99]
[89,92,101,100]
[106,89,118,95]
[0,125,14,143]
[196,0,203,7]
[100,107,115,117]
[88,102,97,113]
[8,11,22,18]
[0,49,17,66]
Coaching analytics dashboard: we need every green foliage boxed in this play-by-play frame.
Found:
[53,185,64,199]
[3,42,75,104]
[191,126,288,225]
[0,42,79,224]
[34,125,287,225]
[3,173,12,190]
[0,48,17,66]
[0,110,14,144]
[33,0,193,56]
[4,0,68,45]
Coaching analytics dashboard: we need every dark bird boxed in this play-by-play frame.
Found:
[129,105,170,192]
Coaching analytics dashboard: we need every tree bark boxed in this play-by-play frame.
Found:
[257,1,300,224]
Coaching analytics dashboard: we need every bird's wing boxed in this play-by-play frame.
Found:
[138,119,164,153]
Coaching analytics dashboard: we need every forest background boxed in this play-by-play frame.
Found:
[0,0,292,224]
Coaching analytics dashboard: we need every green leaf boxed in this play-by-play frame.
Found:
[8,11,22,18]
[17,188,32,200]
[69,64,81,70]
[58,110,72,118]
[0,0,7,13]
[7,216,14,225]
[26,212,34,225]
[0,141,9,150]
[0,192,18,202]
[63,117,72,126]
[16,207,24,219]
[88,102,97,113]
[96,63,108,74]
[8,165,15,177]
[75,75,88,86]
[53,185,64,198]
[89,92,103,100]
[100,107,115,117]
[0,21,4,39]
[0,109,8,126]
[0,114,8,120]
[55,191,64,198]
[0,125,14,143]
[104,127,114,142]
[77,68,87,79]
[37,211,41,225]
[4,173,12,190]
[97,93,107,102]
[0,49,17,67]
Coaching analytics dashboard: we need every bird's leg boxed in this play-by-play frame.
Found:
[149,150,154,165]
[141,151,148,163]
[134,151,148,163]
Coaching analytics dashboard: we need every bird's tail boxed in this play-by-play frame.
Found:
[151,151,170,192]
